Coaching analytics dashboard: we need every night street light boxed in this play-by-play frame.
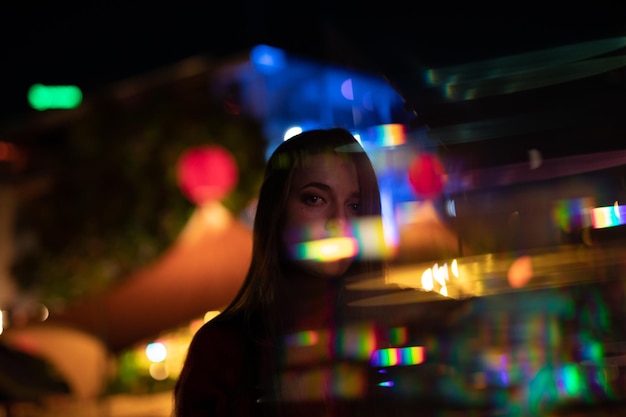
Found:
[27,83,83,110]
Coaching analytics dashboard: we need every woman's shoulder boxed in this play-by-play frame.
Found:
[191,310,247,342]
[190,312,260,349]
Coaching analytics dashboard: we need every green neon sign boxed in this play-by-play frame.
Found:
[28,84,83,110]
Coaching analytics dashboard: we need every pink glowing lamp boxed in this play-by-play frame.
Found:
[177,146,238,205]
[408,153,447,199]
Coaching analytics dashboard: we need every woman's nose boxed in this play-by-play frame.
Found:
[325,209,349,234]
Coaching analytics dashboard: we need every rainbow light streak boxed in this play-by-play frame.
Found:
[556,363,585,398]
[553,198,594,232]
[293,237,358,261]
[590,203,626,229]
[370,346,425,367]
[335,324,377,360]
[285,330,319,347]
[367,124,406,147]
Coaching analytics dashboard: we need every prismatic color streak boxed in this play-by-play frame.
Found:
[553,197,594,232]
[370,346,425,367]
[285,330,320,347]
[590,203,626,228]
[335,323,378,361]
[387,327,409,346]
[293,237,358,262]
[293,216,391,262]
[368,124,407,147]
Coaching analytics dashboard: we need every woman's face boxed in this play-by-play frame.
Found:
[282,153,361,279]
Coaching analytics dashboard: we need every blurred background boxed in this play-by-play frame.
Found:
[0,2,625,416]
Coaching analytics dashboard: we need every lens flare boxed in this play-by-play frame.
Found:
[292,237,358,262]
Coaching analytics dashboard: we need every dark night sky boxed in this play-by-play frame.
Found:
[1,2,624,123]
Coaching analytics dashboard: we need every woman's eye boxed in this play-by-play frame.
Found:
[348,202,361,213]
[302,194,324,205]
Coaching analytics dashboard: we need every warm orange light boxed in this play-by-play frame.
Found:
[508,256,533,288]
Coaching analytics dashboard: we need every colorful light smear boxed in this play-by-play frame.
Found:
[370,346,425,367]
[387,327,409,346]
[285,330,319,347]
[335,324,378,361]
[553,197,594,232]
[366,124,406,147]
[292,237,358,262]
[290,216,392,261]
[557,363,586,397]
[527,363,595,412]
[590,202,626,228]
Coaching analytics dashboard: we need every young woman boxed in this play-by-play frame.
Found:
[173,128,394,416]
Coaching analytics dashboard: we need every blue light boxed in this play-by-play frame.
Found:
[250,44,286,75]
[341,78,354,100]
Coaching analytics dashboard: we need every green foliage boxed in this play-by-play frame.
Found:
[12,77,267,304]
[106,349,176,395]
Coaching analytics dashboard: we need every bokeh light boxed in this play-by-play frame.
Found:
[508,255,533,288]
[250,44,287,75]
[408,153,447,199]
[146,342,167,363]
[176,145,238,205]
[341,78,354,100]
[149,362,169,381]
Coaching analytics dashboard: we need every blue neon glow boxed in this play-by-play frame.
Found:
[250,44,286,75]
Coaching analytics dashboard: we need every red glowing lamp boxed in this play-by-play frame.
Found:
[408,153,447,199]
[177,146,238,205]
